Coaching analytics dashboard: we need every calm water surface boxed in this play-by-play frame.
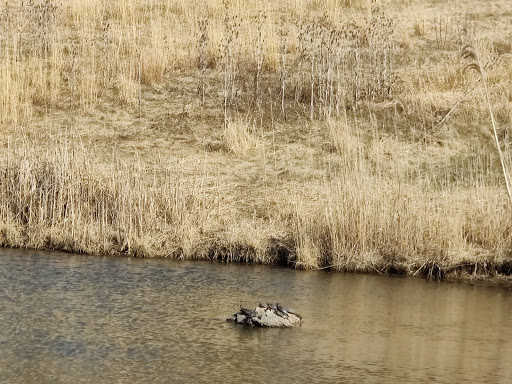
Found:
[0,248,511,383]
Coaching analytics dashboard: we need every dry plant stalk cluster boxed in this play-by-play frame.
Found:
[293,9,395,119]
[0,1,399,125]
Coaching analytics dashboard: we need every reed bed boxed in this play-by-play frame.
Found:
[0,136,271,261]
[1,0,512,278]
[0,0,411,125]
[1,125,511,278]
[0,0,508,125]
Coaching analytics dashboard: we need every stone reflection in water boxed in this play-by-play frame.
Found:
[0,248,511,383]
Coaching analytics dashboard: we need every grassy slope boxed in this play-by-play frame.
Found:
[0,0,511,279]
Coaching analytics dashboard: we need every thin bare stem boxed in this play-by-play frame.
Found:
[461,41,512,205]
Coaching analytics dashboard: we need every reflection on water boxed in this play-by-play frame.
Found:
[0,248,511,383]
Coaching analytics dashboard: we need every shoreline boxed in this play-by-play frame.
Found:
[2,228,511,282]
[1,242,512,287]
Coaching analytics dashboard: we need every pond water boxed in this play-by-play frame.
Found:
[0,248,511,383]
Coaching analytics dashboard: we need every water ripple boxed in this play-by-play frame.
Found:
[0,248,511,383]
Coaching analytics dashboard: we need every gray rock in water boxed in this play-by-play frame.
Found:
[227,303,302,328]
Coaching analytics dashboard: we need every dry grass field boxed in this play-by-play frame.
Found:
[1,0,512,278]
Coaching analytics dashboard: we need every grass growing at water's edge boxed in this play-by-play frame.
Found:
[1,0,512,279]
